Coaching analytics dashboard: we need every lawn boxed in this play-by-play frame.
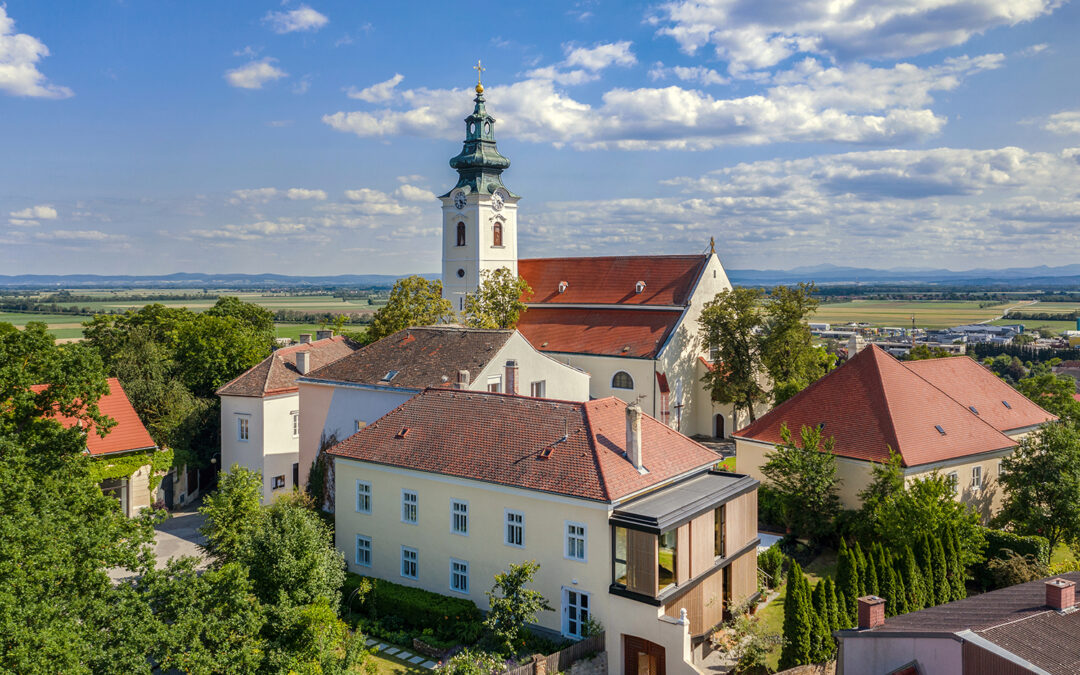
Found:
[812,300,1021,329]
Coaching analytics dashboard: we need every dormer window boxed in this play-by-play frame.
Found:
[456,222,466,247]
[493,222,503,247]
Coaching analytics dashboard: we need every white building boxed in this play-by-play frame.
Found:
[217,333,359,503]
[438,81,742,438]
[296,326,590,488]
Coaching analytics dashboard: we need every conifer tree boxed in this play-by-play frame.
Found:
[810,580,833,662]
[836,540,860,625]
[916,534,936,606]
[932,533,950,605]
[780,563,813,669]
[854,541,868,596]
[949,524,967,600]
[900,545,924,611]
[825,577,840,633]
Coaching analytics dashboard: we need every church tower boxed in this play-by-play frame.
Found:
[439,64,519,312]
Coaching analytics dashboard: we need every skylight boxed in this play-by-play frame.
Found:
[935,425,946,436]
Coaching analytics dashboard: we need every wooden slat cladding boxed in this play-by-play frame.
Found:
[729,549,758,608]
[663,565,725,636]
[627,528,657,597]
[690,509,715,578]
[962,642,1036,675]
[724,490,757,555]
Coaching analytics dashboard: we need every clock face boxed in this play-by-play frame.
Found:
[453,192,467,210]
[491,191,504,212]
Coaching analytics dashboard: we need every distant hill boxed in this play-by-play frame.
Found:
[2,263,1080,289]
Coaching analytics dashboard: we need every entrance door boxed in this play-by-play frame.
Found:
[562,588,590,638]
[624,635,665,675]
[714,414,725,438]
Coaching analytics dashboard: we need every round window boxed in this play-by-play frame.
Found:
[457,268,465,278]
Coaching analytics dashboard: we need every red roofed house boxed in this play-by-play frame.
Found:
[437,84,745,438]
[216,332,360,503]
[330,388,759,674]
[34,377,162,516]
[734,345,1056,516]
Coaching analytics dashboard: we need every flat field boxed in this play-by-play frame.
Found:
[811,300,1024,329]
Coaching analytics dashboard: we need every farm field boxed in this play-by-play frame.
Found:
[811,300,1024,329]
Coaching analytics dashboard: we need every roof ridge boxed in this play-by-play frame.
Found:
[899,356,1021,443]
[580,400,612,502]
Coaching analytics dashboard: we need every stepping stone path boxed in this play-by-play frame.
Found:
[366,642,439,670]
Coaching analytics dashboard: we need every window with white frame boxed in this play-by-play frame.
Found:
[505,510,524,547]
[972,466,983,491]
[450,559,469,593]
[356,481,372,513]
[401,547,418,579]
[291,411,299,438]
[451,500,469,535]
[947,471,959,496]
[355,535,371,567]
[530,381,546,398]
[402,490,418,524]
[237,416,250,441]
[565,522,586,561]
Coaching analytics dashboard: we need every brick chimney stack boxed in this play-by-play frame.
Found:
[858,596,886,629]
[1047,578,1075,611]
[295,351,310,375]
[626,401,643,470]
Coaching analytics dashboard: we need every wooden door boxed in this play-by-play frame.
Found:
[623,635,665,675]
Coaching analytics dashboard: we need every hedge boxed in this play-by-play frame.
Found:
[974,528,1050,588]
[343,573,483,643]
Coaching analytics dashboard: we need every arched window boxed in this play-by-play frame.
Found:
[456,222,466,247]
[493,223,503,247]
[611,371,634,390]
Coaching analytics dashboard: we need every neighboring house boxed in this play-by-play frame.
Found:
[734,345,1056,516]
[216,332,359,503]
[33,377,165,516]
[328,388,759,674]
[296,326,590,488]
[435,82,742,438]
[837,574,1080,674]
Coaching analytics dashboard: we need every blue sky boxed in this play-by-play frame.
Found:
[2,0,1078,276]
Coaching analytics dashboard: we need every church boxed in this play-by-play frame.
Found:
[437,74,741,438]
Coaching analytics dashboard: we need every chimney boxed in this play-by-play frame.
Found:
[505,360,519,395]
[1047,578,1075,611]
[299,333,312,344]
[625,401,643,470]
[857,596,886,629]
[316,329,333,341]
[456,369,471,389]
[296,351,310,375]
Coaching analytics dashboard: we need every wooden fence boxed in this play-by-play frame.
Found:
[501,633,605,675]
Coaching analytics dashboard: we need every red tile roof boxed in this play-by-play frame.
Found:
[516,307,683,358]
[216,336,359,397]
[905,356,1056,433]
[328,389,721,502]
[519,255,707,306]
[31,378,156,456]
[735,346,1021,467]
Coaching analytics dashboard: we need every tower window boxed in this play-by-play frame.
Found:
[493,223,503,247]
[456,222,466,247]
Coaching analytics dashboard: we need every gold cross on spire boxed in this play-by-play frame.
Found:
[473,59,485,93]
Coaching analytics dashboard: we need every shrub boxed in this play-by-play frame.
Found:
[345,573,483,644]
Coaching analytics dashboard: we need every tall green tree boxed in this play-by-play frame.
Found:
[367,276,453,342]
[994,422,1080,552]
[463,267,532,329]
[779,563,813,669]
[698,287,769,423]
[760,424,841,541]
[485,561,553,657]
[760,283,835,404]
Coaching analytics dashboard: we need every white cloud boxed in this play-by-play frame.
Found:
[654,0,1061,76]
[1045,111,1080,135]
[346,73,404,102]
[225,58,287,90]
[263,5,328,34]
[395,184,436,203]
[0,7,73,98]
[324,53,996,150]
